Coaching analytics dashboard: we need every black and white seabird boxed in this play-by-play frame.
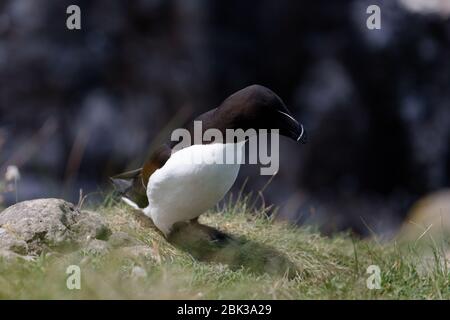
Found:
[112,84,306,236]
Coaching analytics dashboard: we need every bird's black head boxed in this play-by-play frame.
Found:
[213,84,306,143]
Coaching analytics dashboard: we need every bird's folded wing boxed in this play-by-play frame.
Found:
[110,144,172,208]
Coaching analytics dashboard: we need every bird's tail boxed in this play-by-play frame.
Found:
[109,167,149,208]
[121,196,141,210]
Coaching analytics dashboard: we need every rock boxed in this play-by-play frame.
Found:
[109,231,140,248]
[70,210,112,241]
[399,189,450,242]
[0,228,28,254]
[0,198,111,256]
[85,239,110,256]
[0,249,35,263]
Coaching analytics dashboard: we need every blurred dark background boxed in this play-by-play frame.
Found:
[1,0,449,237]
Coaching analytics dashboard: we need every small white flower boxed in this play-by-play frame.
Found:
[5,165,20,182]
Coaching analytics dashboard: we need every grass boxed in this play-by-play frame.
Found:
[0,194,449,299]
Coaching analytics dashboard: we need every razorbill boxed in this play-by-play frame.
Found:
[112,84,306,236]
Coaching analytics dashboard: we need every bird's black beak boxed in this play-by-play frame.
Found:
[278,110,307,144]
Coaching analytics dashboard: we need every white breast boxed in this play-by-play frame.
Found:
[143,142,244,235]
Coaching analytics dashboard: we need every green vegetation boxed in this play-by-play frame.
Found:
[0,195,449,299]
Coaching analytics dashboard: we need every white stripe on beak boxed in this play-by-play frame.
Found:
[277,110,298,124]
[297,123,305,142]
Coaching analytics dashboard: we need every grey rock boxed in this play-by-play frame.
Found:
[0,249,35,263]
[0,228,28,254]
[0,198,111,256]
[70,210,112,241]
[109,231,140,248]
[85,239,110,256]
